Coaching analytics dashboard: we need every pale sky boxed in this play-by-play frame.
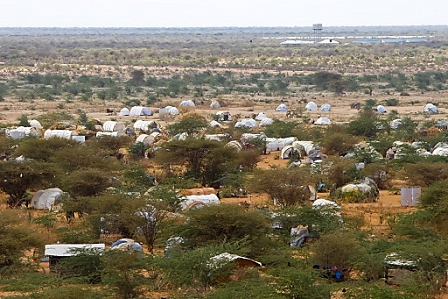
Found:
[1,0,447,27]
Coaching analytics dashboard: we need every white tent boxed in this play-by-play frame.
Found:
[96,131,125,138]
[255,112,267,120]
[314,117,332,125]
[266,137,297,153]
[312,198,340,208]
[390,119,403,130]
[159,106,180,116]
[31,188,64,210]
[215,111,232,121]
[210,101,220,109]
[204,134,230,142]
[319,39,340,44]
[134,120,159,132]
[276,104,288,112]
[423,103,438,114]
[119,107,130,116]
[136,132,161,146]
[209,120,222,128]
[292,141,316,155]
[44,129,78,140]
[7,127,40,139]
[320,103,331,112]
[179,100,195,107]
[280,144,302,159]
[102,121,125,132]
[235,119,258,128]
[260,118,274,126]
[305,101,318,111]
[129,106,153,116]
[29,119,43,129]
[376,105,387,113]
[179,194,220,211]
[225,140,243,152]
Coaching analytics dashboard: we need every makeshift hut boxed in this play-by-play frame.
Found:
[45,244,105,273]
[29,119,43,130]
[179,100,195,107]
[209,252,262,269]
[179,194,220,211]
[390,119,403,130]
[7,126,40,139]
[280,144,302,159]
[235,119,258,128]
[110,238,143,251]
[266,137,297,153]
[375,105,387,113]
[96,131,124,138]
[129,106,153,116]
[134,120,160,132]
[260,118,274,126]
[136,132,161,146]
[225,140,243,152]
[159,106,180,117]
[314,117,331,125]
[215,111,232,121]
[255,112,267,120]
[209,120,222,128]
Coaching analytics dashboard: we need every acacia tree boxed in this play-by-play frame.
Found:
[0,161,58,208]
[249,168,317,206]
[155,138,238,186]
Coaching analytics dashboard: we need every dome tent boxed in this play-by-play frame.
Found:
[375,105,387,113]
[276,104,288,112]
[29,119,43,129]
[255,112,267,120]
[111,238,143,252]
[210,101,220,109]
[209,120,222,128]
[314,117,331,125]
[305,101,318,111]
[129,106,153,116]
[260,118,274,126]
[235,119,258,128]
[31,188,64,210]
[320,103,331,112]
[179,100,195,107]
[119,107,130,116]
[424,103,438,114]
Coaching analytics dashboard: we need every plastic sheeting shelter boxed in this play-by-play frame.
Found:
[320,104,331,111]
[314,117,331,125]
[210,101,220,109]
[29,119,43,129]
[209,120,222,128]
[401,187,421,207]
[44,129,78,140]
[424,103,438,114]
[209,252,262,269]
[376,105,387,113]
[102,121,125,132]
[96,131,124,138]
[235,119,258,128]
[390,119,403,129]
[260,118,274,126]
[266,137,296,153]
[111,238,143,252]
[159,106,180,116]
[119,107,130,116]
[276,104,288,112]
[215,111,232,121]
[129,106,153,116]
[305,102,318,111]
[280,144,302,159]
[7,127,40,139]
[136,132,161,145]
[225,140,243,152]
[255,112,267,120]
[31,188,64,210]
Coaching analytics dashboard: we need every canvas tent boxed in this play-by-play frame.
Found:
[305,101,318,111]
[134,120,160,132]
[129,106,153,116]
[423,103,438,114]
[210,101,220,109]
[119,107,130,116]
[276,104,288,112]
[320,104,331,112]
[102,121,125,132]
[31,188,64,210]
[44,129,78,140]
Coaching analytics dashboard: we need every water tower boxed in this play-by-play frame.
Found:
[313,23,323,43]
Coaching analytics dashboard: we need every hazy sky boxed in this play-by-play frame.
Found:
[2,0,447,27]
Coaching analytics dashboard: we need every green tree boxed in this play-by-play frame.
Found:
[167,113,208,135]
[0,161,57,208]
[62,169,112,197]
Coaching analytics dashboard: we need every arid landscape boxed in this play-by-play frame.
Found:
[2,26,448,299]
